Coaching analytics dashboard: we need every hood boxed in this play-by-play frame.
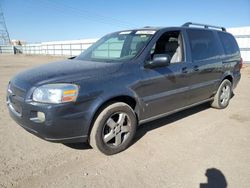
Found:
[11,59,123,87]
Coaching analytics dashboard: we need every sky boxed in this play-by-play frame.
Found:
[2,0,250,43]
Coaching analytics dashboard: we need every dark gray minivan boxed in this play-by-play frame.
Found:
[7,22,242,155]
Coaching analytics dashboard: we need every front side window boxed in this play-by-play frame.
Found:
[77,31,154,62]
[187,29,221,61]
[149,30,183,63]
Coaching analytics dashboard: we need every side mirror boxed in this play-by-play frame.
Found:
[68,56,76,59]
[145,54,171,68]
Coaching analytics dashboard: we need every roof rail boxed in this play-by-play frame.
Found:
[182,22,226,31]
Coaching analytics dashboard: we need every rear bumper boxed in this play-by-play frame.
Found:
[233,72,241,90]
[7,98,91,143]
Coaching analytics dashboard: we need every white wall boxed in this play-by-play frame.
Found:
[228,26,250,63]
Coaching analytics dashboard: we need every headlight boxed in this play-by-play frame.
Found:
[32,84,79,104]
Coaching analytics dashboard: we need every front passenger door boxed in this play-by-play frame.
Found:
[139,30,191,120]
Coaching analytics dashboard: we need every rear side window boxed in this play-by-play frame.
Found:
[218,32,240,55]
[187,29,221,61]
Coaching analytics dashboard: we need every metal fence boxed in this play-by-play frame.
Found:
[0,45,15,54]
[20,41,96,56]
[0,40,97,57]
[22,45,41,55]
[22,43,95,56]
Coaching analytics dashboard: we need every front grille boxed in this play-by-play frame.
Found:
[7,81,27,117]
[9,82,26,98]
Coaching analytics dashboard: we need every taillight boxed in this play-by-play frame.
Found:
[240,58,243,70]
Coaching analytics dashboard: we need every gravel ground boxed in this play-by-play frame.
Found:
[0,55,250,188]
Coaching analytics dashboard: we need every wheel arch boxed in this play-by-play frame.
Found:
[223,74,233,83]
[218,73,233,88]
[87,94,140,136]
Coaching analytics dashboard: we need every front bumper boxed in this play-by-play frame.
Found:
[7,96,91,143]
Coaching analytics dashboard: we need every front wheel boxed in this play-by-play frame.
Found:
[89,102,137,155]
[211,79,232,109]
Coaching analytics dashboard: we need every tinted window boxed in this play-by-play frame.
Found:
[187,29,220,61]
[218,32,239,55]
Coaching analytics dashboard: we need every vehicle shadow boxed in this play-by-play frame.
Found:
[133,102,211,145]
[63,102,211,150]
[63,142,92,150]
[200,168,227,188]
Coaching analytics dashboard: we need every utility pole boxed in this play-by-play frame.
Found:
[0,2,10,45]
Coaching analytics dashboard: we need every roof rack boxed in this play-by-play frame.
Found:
[182,22,226,31]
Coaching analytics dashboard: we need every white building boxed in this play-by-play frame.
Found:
[228,26,250,63]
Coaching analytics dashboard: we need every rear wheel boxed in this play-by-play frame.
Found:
[89,102,137,155]
[211,79,232,109]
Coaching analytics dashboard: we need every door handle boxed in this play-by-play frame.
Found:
[193,65,199,71]
[182,67,188,73]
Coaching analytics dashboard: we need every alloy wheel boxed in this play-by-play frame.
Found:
[102,112,131,147]
[220,85,230,106]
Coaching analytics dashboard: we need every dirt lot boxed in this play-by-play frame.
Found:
[0,55,250,188]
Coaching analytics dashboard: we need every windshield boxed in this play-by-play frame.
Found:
[76,30,155,62]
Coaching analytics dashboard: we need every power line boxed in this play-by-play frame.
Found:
[44,0,139,28]
[25,0,138,29]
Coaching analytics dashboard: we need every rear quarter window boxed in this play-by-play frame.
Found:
[218,32,240,56]
[187,29,221,61]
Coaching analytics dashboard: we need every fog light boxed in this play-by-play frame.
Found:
[30,111,45,123]
[37,112,45,122]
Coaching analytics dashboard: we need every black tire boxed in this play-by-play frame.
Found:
[89,102,137,155]
[211,79,232,109]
